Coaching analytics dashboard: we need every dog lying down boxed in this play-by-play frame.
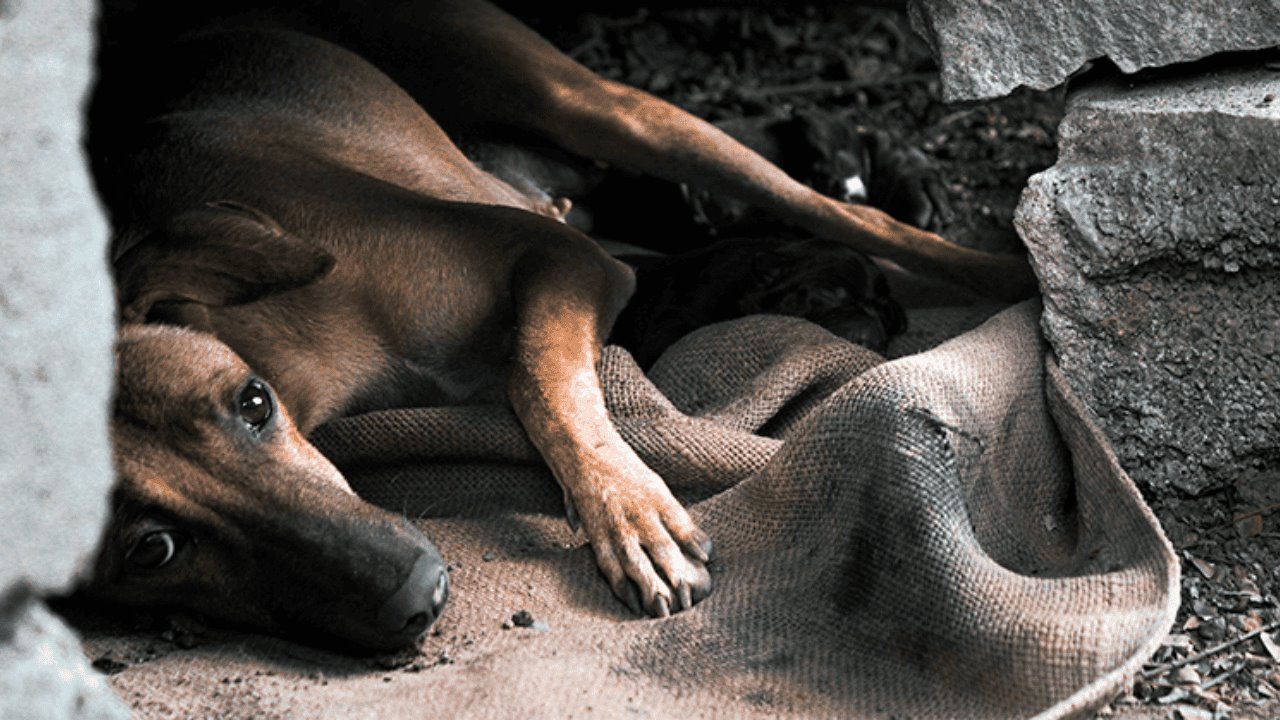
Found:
[87,1,1033,652]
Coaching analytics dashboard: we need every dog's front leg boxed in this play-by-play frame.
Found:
[507,243,712,617]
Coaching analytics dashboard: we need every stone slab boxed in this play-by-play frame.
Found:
[908,0,1280,102]
[0,0,116,593]
[1015,62,1280,495]
[0,597,128,720]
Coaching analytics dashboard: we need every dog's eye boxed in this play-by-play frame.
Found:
[127,530,181,569]
[237,379,273,431]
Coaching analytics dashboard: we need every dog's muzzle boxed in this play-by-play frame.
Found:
[377,551,449,641]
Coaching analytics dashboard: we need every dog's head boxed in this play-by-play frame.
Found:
[92,320,447,653]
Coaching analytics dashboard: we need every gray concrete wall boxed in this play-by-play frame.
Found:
[0,0,128,715]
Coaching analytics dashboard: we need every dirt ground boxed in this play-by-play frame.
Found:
[68,4,1278,719]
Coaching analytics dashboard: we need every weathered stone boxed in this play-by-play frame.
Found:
[0,0,115,592]
[0,595,128,720]
[908,0,1280,102]
[0,0,122,714]
[1015,62,1280,496]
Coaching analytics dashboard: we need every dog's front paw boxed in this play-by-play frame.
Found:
[574,472,713,617]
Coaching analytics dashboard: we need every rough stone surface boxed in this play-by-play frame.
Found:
[908,0,1280,102]
[0,0,123,715]
[1016,62,1280,496]
[0,0,115,594]
[0,597,128,720]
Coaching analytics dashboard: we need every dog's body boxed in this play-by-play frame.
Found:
[92,1,1033,651]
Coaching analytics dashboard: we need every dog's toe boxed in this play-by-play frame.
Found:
[576,470,714,618]
[669,561,713,613]
[599,538,712,618]
[651,594,671,619]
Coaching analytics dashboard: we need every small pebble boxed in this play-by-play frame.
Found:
[1173,666,1202,685]
[1196,620,1226,642]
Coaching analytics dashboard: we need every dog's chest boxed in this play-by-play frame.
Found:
[356,350,509,413]
[339,313,517,416]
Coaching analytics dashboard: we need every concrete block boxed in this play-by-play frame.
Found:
[1,0,122,713]
[1016,62,1280,495]
[0,596,128,720]
[0,0,116,592]
[908,0,1280,102]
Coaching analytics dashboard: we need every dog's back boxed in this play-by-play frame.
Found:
[98,28,590,427]
[94,27,538,258]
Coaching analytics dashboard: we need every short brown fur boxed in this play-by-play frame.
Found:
[92,0,1032,649]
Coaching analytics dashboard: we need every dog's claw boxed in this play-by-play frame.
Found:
[688,535,714,564]
[575,465,713,619]
[652,594,671,619]
[675,580,693,612]
[563,492,581,532]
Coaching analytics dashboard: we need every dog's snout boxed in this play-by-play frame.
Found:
[432,566,449,615]
[377,552,448,641]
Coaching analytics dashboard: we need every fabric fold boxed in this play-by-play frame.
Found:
[298,300,1177,719]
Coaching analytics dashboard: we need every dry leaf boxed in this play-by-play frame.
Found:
[1173,666,1202,685]
[1188,555,1216,580]
[1240,613,1265,633]
[1238,577,1262,600]
[1234,513,1263,538]
[1174,706,1213,720]
[1261,631,1280,663]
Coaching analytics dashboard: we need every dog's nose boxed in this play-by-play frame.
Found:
[377,551,448,640]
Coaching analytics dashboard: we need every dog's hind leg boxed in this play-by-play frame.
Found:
[296,0,1036,301]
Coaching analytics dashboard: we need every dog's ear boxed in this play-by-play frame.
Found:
[115,201,335,323]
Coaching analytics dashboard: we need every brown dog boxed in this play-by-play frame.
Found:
[90,1,1033,651]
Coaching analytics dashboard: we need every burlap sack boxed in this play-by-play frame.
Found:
[92,301,1177,719]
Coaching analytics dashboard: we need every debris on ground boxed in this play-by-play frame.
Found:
[1112,492,1280,716]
